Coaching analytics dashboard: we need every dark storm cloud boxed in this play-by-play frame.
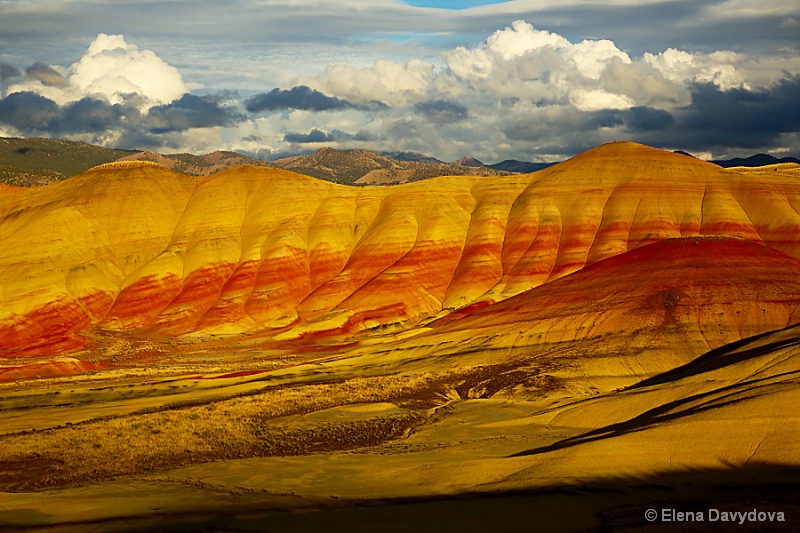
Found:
[501,75,800,155]
[582,110,624,131]
[245,86,387,113]
[1,63,22,81]
[143,94,245,133]
[414,99,469,124]
[0,91,245,143]
[630,76,800,151]
[58,97,128,133]
[0,92,135,134]
[25,62,68,87]
[583,106,676,133]
[623,106,676,131]
[246,86,357,113]
[680,77,800,141]
[283,127,376,144]
[284,128,334,143]
[0,91,61,130]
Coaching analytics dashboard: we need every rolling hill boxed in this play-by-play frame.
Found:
[3,140,800,532]
[271,147,505,184]
[115,149,275,175]
[0,136,137,186]
[3,141,800,364]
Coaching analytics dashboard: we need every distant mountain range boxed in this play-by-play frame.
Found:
[271,147,509,185]
[379,152,555,174]
[711,154,800,168]
[1,136,797,188]
[115,150,275,175]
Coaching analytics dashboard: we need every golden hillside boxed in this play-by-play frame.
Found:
[3,141,800,532]
[2,141,800,361]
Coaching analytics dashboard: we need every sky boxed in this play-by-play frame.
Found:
[0,0,798,163]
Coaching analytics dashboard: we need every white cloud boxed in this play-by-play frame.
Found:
[298,58,434,107]
[643,48,747,90]
[444,21,631,84]
[71,34,187,108]
[1,13,797,162]
[570,89,634,112]
[6,33,187,110]
[440,21,640,112]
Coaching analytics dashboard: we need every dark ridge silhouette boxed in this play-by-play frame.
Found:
[489,159,556,173]
[713,154,800,167]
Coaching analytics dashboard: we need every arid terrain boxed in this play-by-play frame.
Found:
[0,136,512,188]
[2,141,800,532]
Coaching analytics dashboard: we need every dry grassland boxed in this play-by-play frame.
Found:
[0,364,546,492]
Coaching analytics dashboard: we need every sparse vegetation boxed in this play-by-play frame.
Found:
[0,362,552,492]
[270,147,507,185]
[0,136,137,186]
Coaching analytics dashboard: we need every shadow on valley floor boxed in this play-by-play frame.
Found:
[628,323,800,390]
[3,463,798,533]
[508,369,800,459]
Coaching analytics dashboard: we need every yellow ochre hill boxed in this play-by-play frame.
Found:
[4,141,800,533]
[2,141,800,375]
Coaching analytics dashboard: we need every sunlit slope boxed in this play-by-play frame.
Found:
[371,237,800,394]
[486,322,800,488]
[0,161,198,355]
[3,142,800,357]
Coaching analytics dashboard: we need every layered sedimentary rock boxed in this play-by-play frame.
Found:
[3,142,800,363]
[383,237,800,392]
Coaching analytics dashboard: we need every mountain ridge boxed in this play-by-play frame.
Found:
[270,147,507,184]
[4,135,799,188]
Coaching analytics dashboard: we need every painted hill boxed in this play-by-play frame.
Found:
[5,140,800,532]
[401,236,800,394]
[3,141,800,370]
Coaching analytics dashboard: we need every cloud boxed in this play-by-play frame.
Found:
[5,34,187,110]
[0,13,797,162]
[0,91,136,135]
[668,76,800,149]
[0,63,22,82]
[245,86,362,113]
[25,62,68,87]
[643,48,746,90]
[70,33,187,108]
[0,90,244,147]
[622,106,676,131]
[143,94,245,133]
[444,20,632,84]
[0,91,60,131]
[284,128,336,143]
[282,127,375,144]
[299,59,434,106]
[58,97,129,133]
[414,99,468,123]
